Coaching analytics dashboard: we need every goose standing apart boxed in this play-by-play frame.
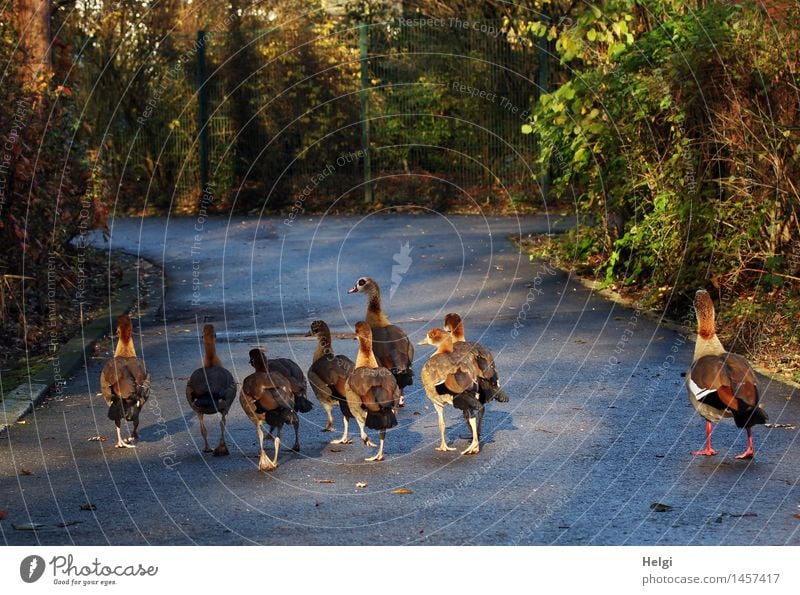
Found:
[239,348,300,471]
[185,324,237,456]
[100,314,151,448]
[348,277,413,406]
[344,321,401,461]
[307,320,356,443]
[444,313,508,437]
[418,328,482,455]
[687,290,768,459]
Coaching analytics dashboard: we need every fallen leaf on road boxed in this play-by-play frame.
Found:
[16,420,27,425]
[730,512,757,518]
[412,411,421,416]
[315,479,336,484]
[56,521,81,528]
[19,467,33,476]
[80,503,97,511]
[765,423,797,430]
[329,448,343,453]
[391,487,413,495]
[12,523,46,531]
[356,482,368,488]
[87,436,107,442]
[0,510,7,520]
[792,514,800,520]
[650,503,673,512]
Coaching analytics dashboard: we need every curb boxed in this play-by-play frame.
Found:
[512,234,800,392]
[0,258,146,435]
[569,271,800,392]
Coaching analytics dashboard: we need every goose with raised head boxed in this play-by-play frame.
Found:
[100,314,150,448]
[348,276,413,406]
[344,321,401,461]
[687,290,768,459]
[307,320,356,443]
[185,324,237,456]
[418,328,482,455]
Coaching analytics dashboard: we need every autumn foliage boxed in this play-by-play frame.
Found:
[0,7,104,358]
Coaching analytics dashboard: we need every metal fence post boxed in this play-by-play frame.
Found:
[359,21,372,204]
[536,26,550,204]
[196,30,209,198]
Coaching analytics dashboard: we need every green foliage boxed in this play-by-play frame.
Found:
[526,0,800,304]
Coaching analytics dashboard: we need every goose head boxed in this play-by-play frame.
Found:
[248,348,269,371]
[443,313,465,340]
[347,276,378,295]
[694,290,716,339]
[354,320,373,341]
[309,320,330,336]
[417,328,451,349]
[114,314,137,357]
[117,314,133,342]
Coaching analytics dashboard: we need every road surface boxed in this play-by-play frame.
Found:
[1,214,798,545]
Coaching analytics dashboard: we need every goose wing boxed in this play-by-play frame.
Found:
[348,367,401,412]
[372,325,413,370]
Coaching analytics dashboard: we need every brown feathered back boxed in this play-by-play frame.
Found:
[421,351,479,393]
[348,366,401,412]
[310,354,354,396]
[269,358,306,396]
[241,369,294,413]
[371,325,414,370]
[101,356,148,405]
[690,353,759,409]
[453,341,494,379]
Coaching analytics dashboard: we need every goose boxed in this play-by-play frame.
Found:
[99,314,150,448]
[687,290,768,459]
[307,320,356,443]
[347,276,413,406]
[267,354,314,415]
[418,328,482,455]
[444,312,508,437]
[185,324,237,456]
[239,348,300,471]
[344,321,402,461]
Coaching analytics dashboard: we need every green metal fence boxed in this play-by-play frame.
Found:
[119,18,544,213]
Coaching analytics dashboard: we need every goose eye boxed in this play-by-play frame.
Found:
[358,278,366,286]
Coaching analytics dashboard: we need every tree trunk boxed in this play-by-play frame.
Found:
[13,0,51,89]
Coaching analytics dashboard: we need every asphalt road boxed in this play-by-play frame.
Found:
[1,214,798,545]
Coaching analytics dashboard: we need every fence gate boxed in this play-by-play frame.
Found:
[122,18,544,213]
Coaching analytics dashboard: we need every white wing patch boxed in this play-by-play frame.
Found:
[688,377,715,401]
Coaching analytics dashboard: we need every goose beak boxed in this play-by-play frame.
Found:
[347,285,358,294]
[417,338,430,346]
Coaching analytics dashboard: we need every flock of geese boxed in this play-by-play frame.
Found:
[99,277,769,470]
